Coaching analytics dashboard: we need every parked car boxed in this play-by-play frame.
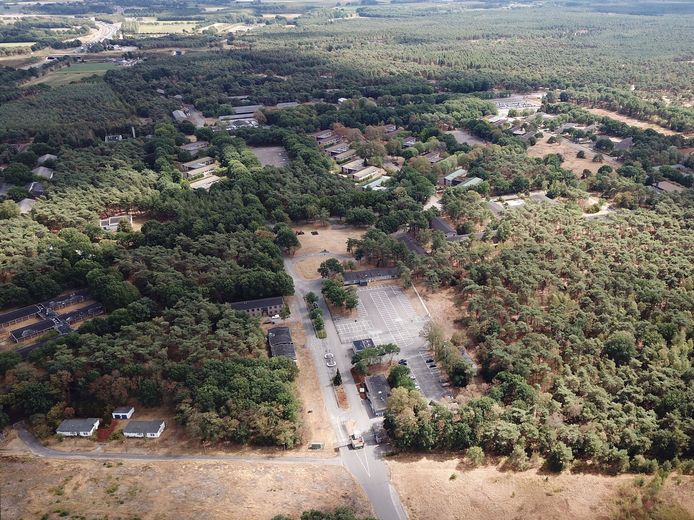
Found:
[398,359,408,365]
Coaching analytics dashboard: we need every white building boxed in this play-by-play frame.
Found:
[123,420,166,439]
[112,406,135,420]
[56,418,100,437]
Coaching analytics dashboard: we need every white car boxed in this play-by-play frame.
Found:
[324,353,337,367]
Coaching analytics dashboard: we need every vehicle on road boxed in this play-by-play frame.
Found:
[346,420,365,449]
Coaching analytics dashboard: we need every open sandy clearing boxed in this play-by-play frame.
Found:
[293,225,366,256]
[582,107,683,136]
[0,456,372,520]
[528,137,620,176]
[388,457,694,520]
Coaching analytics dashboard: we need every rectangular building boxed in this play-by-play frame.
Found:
[10,319,55,342]
[443,168,468,187]
[341,159,365,175]
[124,420,166,438]
[231,296,284,318]
[112,406,135,420]
[0,305,40,329]
[180,157,215,172]
[364,375,391,416]
[351,166,385,182]
[343,268,399,286]
[267,326,297,361]
[60,303,104,324]
[56,418,100,437]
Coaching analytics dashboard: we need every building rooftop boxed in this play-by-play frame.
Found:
[181,157,214,170]
[341,158,365,170]
[459,177,483,188]
[60,303,104,324]
[234,104,264,114]
[365,374,391,414]
[124,420,165,436]
[37,153,57,165]
[444,168,468,182]
[57,418,99,433]
[430,216,456,235]
[113,406,134,414]
[655,180,686,193]
[18,198,36,214]
[353,338,375,352]
[31,166,54,180]
[10,319,55,341]
[353,166,385,180]
[343,267,399,284]
[395,232,428,256]
[179,141,209,151]
[267,326,296,360]
[0,305,40,326]
[231,296,284,311]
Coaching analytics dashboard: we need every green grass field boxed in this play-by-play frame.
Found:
[32,61,120,87]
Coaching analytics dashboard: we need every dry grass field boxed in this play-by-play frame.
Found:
[582,107,682,136]
[0,456,372,520]
[388,456,694,520]
[527,137,621,176]
[292,225,366,256]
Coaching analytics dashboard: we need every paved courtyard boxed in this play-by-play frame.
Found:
[332,285,450,400]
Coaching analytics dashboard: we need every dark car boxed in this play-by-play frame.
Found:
[398,359,408,365]
[425,358,434,363]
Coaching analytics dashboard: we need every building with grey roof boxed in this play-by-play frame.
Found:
[37,153,57,165]
[443,168,468,187]
[0,305,40,329]
[231,296,284,318]
[364,374,391,416]
[267,326,296,361]
[124,420,166,438]
[343,268,399,286]
[112,406,135,420]
[56,418,100,437]
[31,166,54,180]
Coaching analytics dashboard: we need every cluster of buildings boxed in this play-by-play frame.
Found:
[0,152,58,215]
[0,290,103,347]
[56,407,166,439]
[229,296,297,361]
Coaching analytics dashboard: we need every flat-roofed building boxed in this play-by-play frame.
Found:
[362,176,390,191]
[343,267,399,286]
[267,326,297,361]
[179,141,209,153]
[341,159,365,175]
[334,149,357,163]
[37,153,57,165]
[365,375,391,416]
[100,215,133,232]
[351,166,385,182]
[231,296,284,318]
[459,177,483,189]
[180,157,215,172]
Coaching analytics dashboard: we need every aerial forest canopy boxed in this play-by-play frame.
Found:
[0,0,692,472]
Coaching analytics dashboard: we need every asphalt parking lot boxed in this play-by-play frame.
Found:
[332,285,451,400]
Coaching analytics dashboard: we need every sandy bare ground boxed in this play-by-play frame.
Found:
[388,456,694,520]
[293,225,366,256]
[295,255,347,280]
[0,455,372,520]
[582,107,684,136]
[528,138,620,176]
[410,284,461,339]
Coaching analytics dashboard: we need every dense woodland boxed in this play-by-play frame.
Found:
[0,0,692,469]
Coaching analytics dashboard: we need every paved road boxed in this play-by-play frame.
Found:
[8,251,408,520]
[11,422,339,466]
[285,255,408,520]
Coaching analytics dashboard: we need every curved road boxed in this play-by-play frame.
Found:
[7,244,408,520]
[12,422,339,466]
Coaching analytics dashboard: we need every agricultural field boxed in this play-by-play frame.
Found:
[28,61,120,87]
